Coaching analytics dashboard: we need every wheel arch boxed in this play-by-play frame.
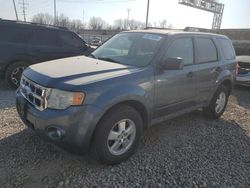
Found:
[220,79,233,94]
[89,99,149,147]
[4,57,33,75]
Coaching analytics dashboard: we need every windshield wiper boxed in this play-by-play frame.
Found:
[89,54,97,59]
[98,57,121,64]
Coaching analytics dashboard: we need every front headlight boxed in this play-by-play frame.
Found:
[47,89,85,110]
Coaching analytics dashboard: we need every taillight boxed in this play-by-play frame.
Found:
[236,63,240,75]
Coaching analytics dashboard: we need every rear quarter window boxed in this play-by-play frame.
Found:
[196,37,217,63]
[218,38,235,60]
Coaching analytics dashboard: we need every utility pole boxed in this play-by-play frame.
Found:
[12,0,19,21]
[145,0,150,28]
[19,0,27,22]
[22,0,26,21]
[83,8,85,24]
[54,0,57,25]
[127,8,130,30]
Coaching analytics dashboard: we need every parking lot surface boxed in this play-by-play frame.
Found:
[0,81,250,188]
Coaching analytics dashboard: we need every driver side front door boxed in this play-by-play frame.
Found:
[154,37,197,118]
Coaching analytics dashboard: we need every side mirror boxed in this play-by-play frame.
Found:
[160,57,184,70]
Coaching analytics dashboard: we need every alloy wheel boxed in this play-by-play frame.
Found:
[107,119,136,156]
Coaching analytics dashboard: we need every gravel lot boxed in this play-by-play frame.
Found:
[0,81,249,188]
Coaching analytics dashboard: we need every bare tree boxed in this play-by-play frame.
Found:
[128,19,145,30]
[159,19,167,28]
[113,19,126,30]
[70,19,85,33]
[31,13,86,33]
[89,17,106,30]
[31,13,54,25]
[57,14,70,27]
[114,19,145,30]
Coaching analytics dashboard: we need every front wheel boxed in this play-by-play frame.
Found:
[92,105,143,165]
[203,85,229,119]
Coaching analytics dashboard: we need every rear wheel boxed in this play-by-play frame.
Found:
[203,85,229,119]
[92,105,143,165]
[5,61,29,89]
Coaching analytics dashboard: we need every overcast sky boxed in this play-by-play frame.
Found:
[1,0,250,29]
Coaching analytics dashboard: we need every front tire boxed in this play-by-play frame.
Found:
[203,85,229,119]
[92,105,143,165]
[5,61,29,89]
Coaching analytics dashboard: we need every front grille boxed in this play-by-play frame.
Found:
[20,76,48,111]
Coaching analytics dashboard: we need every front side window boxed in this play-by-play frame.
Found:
[31,29,57,47]
[58,32,83,48]
[196,37,217,63]
[91,33,165,67]
[165,38,194,65]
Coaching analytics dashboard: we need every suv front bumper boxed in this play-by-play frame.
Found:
[16,90,103,153]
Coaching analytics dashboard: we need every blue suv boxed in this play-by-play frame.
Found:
[16,29,237,164]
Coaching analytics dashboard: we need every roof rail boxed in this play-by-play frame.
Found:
[144,27,174,30]
[0,19,68,30]
[184,27,216,33]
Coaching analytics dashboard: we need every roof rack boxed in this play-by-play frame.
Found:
[0,19,68,30]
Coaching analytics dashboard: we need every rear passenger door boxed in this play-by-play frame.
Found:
[194,37,220,103]
[154,37,197,117]
[30,29,65,62]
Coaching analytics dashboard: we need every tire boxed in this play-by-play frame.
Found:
[203,85,229,119]
[92,105,143,165]
[5,61,29,89]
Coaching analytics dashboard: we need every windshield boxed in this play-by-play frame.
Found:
[91,32,165,67]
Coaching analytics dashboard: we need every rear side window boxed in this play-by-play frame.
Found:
[0,25,31,44]
[165,38,194,65]
[218,38,235,60]
[196,38,217,63]
[58,32,83,48]
[31,29,57,47]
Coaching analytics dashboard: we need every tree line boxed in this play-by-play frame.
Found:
[31,13,173,33]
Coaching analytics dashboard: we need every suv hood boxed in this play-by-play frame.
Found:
[24,56,140,88]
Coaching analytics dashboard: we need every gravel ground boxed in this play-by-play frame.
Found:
[0,81,250,188]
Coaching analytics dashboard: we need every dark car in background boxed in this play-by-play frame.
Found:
[90,37,102,46]
[0,19,93,88]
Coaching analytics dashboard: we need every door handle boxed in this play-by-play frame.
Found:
[187,71,193,78]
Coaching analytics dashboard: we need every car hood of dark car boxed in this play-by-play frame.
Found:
[23,55,141,88]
